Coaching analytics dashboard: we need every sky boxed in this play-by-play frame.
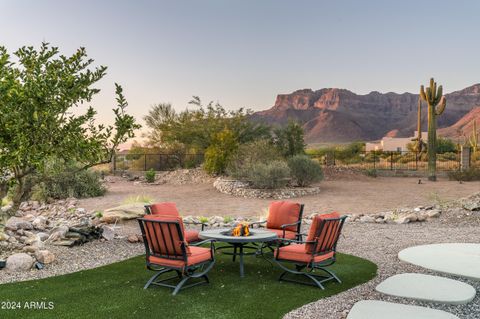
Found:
[1,0,480,129]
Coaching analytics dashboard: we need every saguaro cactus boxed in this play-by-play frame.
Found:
[413,98,426,152]
[470,119,478,154]
[419,78,446,181]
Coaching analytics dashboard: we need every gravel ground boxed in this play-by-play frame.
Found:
[284,220,480,319]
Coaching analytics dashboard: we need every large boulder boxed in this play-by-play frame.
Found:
[5,217,33,231]
[47,225,69,242]
[101,203,146,223]
[34,250,55,264]
[5,253,35,272]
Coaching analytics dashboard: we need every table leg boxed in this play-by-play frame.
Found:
[239,244,244,278]
[232,245,237,262]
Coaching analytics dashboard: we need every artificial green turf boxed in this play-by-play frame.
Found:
[0,251,376,319]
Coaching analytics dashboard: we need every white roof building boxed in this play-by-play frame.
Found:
[366,131,428,152]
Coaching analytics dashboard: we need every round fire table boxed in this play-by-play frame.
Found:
[199,228,277,277]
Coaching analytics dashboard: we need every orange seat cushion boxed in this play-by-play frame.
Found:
[148,202,180,217]
[185,229,200,243]
[148,246,212,268]
[306,212,341,254]
[275,244,334,263]
[266,201,302,232]
[267,228,297,240]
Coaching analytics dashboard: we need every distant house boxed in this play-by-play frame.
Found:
[366,131,428,152]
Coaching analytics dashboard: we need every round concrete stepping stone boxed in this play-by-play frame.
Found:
[347,300,459,319]
[376,273,476,304]
[398,243,480,280]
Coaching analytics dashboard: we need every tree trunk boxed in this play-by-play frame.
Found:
[427,103,437,181]
[10,176,34,214]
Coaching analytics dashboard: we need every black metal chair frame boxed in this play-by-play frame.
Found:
[144,204,207,231]
[250,204,305,240]
[272,215,346,290]
[138,217,215,295]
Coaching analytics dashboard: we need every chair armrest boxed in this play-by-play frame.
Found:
[249,220,267,227]
[280,220,301,229]
[184,221,208,231]
[275,238,315,245]
[189,239,215,247]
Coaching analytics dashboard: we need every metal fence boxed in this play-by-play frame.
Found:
[113,153,204,172]
[309,151,461,171]
[113,150,476,172]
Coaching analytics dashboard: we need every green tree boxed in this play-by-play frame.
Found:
[143,97,270,153]
[0,43,140,211]
[273,121,306,157]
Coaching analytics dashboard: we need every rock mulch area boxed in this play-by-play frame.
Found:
[213,177,321,199]
[0,199,116,272]
[284,215,480,319]
[123,168,215,185]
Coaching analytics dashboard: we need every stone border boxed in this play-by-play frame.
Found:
[213,177,320,199]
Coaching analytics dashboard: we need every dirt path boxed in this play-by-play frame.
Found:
[78,176,480,217]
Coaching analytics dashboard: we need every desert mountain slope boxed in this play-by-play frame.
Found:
[251,84,480,143]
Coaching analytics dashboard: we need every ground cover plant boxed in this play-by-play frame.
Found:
[0,252,376,319]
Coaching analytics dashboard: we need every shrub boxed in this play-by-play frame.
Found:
[248,160,291,189]
[364,168,377,178]
[32,161,106,201]
[145,169,156,183]
[226,139,281,180]
[287,155,323,187]
[204,129,238,175]
[448,168,480,181]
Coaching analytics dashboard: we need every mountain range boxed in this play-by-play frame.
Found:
[251,84,480,144]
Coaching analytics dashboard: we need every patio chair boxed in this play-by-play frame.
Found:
[137,214,215,295]
[144,202,207,243]
[250,201,304,240]
[272,212,346,289]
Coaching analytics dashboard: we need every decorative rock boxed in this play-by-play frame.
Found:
[347,300,459,319]
[376,273,476,305]
[359,215,376,223]
[101,225,115,241]
[399,243,480,280]
[127,234,139,243]
[32,216,47,230]
[5,217,33,231]
[395,217,410,224]
[47,225,69,242]
[426,209,441,218]
[5,253,35,272]
[34,250,55,264]
[101,203,145,222]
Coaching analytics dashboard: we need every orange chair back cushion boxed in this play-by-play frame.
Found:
[148,202,180,217]
[142,214,190,256]
[266,201,302,232]
[305,212,341,254]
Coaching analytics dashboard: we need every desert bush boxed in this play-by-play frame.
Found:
[226,139,281,179]
[273,121,305,157]
[32,161,106,201]
[248,161,291,189]
[204,129,238,175]
[448,168,480,181]
[364,168,378,177]
[437,152,458,162]
[287,155,323,187]
[145,169,156,183]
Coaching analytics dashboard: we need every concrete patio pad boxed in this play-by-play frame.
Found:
[398,243,480,280]
[376,273,476,305]
[347,300,459,319]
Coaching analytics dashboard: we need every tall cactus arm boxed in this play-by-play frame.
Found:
[435,85,443,103]
[420,85,427,101]
[435,96,446,115]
